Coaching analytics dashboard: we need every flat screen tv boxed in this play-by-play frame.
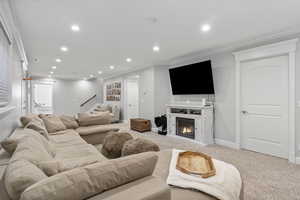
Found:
[169,60,215,95]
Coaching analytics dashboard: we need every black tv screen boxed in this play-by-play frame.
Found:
[169,60,215,95]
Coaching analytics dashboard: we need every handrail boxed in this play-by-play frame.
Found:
[80,94,96,107]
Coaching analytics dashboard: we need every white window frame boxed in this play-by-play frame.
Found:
[0,13,14,114]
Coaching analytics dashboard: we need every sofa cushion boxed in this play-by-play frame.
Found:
[4,159,47,200]
[75,124,119,136]
[20,114,40,127]
[49,129,86,147]
[87,176,171,200]
[11,135,53,164]
[40,115,67,133]
[0,138,18,155]
[101,132,133,159]
[55,144,100,160]
[59,115,79,129]
[20,152,158,200]
[38,155,107,176]
[78,111,112,126]
[25,118,49,140]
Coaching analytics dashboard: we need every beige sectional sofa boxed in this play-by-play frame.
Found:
[0,127,170,200]
[0,113,242,200]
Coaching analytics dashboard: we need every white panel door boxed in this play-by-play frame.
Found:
[241,55,289,158]
[126,80,139,120]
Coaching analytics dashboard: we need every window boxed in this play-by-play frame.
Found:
[0,21,11,107]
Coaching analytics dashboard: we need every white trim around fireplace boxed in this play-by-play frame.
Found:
[233,38,298,163]
[166,103,214,145]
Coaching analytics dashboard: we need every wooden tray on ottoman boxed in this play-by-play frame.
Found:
[130,118,151,132]
[176,151,216,178]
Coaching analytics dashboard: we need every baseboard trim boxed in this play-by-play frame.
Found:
[215,138,239,149]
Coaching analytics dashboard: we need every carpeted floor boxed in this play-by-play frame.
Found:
[105,123,300,200]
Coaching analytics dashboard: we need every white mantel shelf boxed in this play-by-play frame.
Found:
[166,103,213,109]
[166,103,214,145]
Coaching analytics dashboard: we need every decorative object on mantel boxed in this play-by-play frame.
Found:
[176,151,216,178]
[106,81,121,101]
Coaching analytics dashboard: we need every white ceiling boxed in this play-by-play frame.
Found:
[12,0,300,79]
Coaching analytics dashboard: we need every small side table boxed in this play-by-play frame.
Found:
[130,118,151,132]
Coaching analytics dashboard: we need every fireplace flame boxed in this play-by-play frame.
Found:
[182,127,192,134]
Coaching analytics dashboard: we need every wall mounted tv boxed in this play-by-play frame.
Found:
[169,60,215,95]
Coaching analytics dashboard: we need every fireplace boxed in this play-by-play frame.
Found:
[176,117,195,139]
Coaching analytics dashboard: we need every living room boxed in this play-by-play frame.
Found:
[1,0,300,200]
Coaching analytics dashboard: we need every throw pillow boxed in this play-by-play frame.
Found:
[20,114,40,127]
[101,132,133,159]
[40,114,67,133]
[122,138,160,156]
[96,104,112,112]
[25,118,50,140]
[60,115,79,129]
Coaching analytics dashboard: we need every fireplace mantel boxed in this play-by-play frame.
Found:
[166,103,214,145]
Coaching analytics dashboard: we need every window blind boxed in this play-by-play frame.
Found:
[0,22,11,107]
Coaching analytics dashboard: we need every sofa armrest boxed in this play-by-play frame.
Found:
[87,176,171,200]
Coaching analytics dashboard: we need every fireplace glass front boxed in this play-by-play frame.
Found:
[176,117,195,139]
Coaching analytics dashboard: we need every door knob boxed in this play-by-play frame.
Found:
[241,110,248,114]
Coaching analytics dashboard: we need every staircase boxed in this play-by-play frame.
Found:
[80,94,97,113]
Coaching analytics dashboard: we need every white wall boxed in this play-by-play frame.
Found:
[153,66,171,117]
[138,68,155,124]
[52,79,97,115]
[0,0,25,141]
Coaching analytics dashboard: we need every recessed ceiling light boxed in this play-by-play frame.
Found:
[89,74,94,78]
[51,66,57,69]
[50,71,54,74]
[126,58,132,63]
[153,45,160,52]
[71,24,80,32]
[60,46,68,52]
[55,58,62,63]
[98,71,103,74]
[48,75,52,78]
[135,75,140,78]
[109,65,115,70]
[201,24,211,32]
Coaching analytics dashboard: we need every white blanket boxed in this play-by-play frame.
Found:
[167,149,241,200]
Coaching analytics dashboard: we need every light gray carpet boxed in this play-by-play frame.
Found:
[104,123,300,200]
